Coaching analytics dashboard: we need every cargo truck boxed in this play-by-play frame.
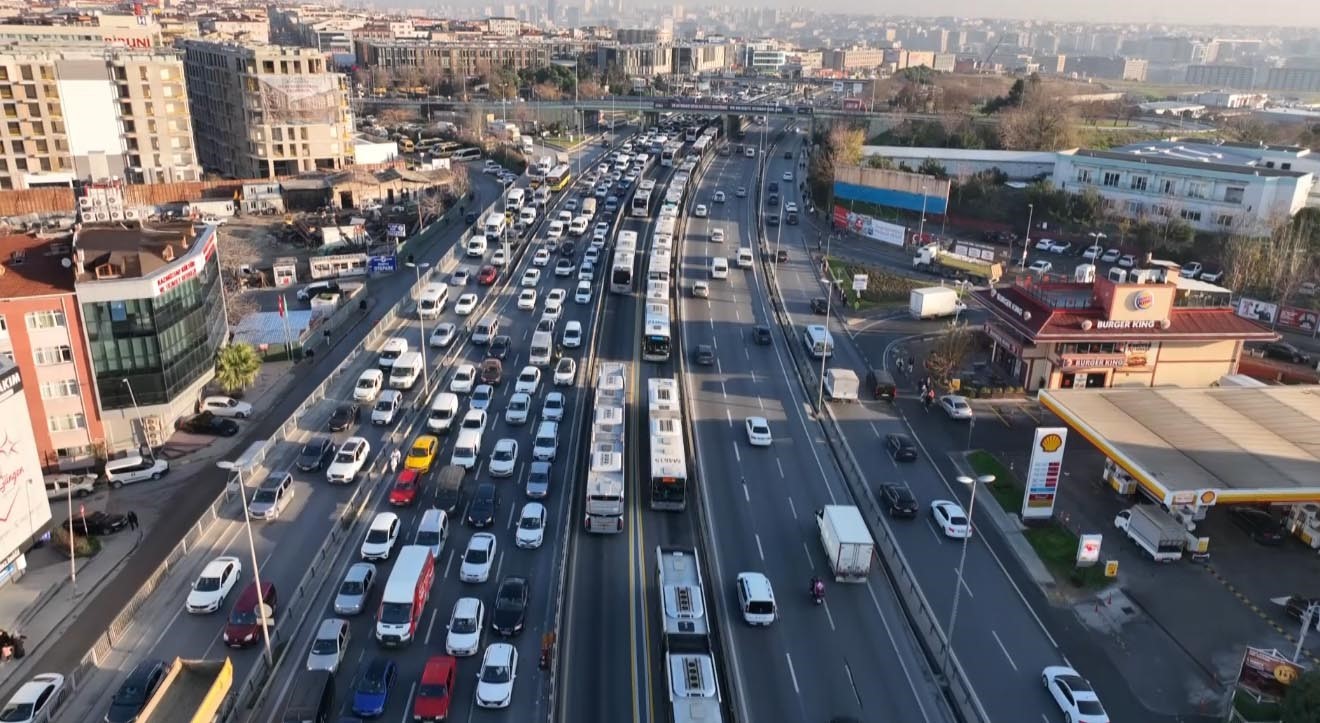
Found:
[823,368,859,402]
[816,506,875,582]
[137,658,233,723]
[1114,506,1187,562]
[909,287,966,320]
[912,242,1003,283]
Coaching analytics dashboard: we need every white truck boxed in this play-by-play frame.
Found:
[909,287,966,320]
[823,369,859,402]
[816,506,875,583]
[1114,506,1187,562]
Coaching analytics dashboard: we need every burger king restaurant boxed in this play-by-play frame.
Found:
[971,272,1277,392]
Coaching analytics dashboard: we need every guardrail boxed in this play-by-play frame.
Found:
[754,138,987,722]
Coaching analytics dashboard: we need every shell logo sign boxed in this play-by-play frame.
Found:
[1039,432,1064,453]
[1131,289,1155,311]
[1023,427,1069,521]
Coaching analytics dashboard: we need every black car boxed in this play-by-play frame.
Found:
[467,483,499,527]
[1285,595,1320,624]
[488,335,512,360]
[63,510,130,536]
[296,437,336,472]
[880,484,919,518]
[810,297,829,314]
[491,576,529,636]
[775,249,789,263]
[768,182,779,193]
[766,193,779,207]
[695,344,715,365]
[1228,507,1286,545]
[784,151,794,159]
[1262,342,1312,365]
[752,325,773,345]
[328,404,360,432]
[766,214,780,227]
[886,433,918,462]
[559,240,577,257]
[105,658,167,723]
[177,412,238,437]
[465,212,479,226]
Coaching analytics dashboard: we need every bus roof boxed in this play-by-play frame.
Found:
[657,546,709,639]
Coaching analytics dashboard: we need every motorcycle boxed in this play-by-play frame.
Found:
[810,581,825,606]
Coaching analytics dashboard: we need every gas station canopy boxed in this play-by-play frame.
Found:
[1038,386,1320,506]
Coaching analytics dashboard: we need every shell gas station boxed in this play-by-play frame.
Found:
[1038,386,1320,547]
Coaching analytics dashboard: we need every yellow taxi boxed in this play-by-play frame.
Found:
[405,435,440,473]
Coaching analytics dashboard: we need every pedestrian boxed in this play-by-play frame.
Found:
[127,510,139,530]
[919,380,927,397]
[908,355,915,370]
[389,449,401,474]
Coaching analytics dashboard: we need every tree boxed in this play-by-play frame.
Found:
[917,158,948,179]
[1283,669,1320,723]
[866,155,896,169]
[925,322,976,387]
[998,96,1078,151]
[533,82,563,101]
[378,108,418,127]
[827,126,864,166]
[448,162,471,199]
[214,343,261,393]
[1221,220,1315,300]
[578,80,604,99]
[601,62,628,96]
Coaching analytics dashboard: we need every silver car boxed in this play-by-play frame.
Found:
[305,618,350,673]
[248,472,293,520]
[333,562,377,616]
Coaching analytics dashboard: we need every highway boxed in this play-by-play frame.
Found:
[758,127,1071,719]
[254,137,627,722]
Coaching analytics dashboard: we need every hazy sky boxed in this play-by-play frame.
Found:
[863,0,1320,28]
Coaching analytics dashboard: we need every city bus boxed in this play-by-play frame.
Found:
[648,249,672,283]
[648,379,688,509]
[585,363,628,533]
[661,142,684,167]
[656,546,723,723]
[642,300,671,362]
[631,187,655,218]
[546,164,572,192]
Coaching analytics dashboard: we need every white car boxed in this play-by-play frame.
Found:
[713,190,726,203]
[554,258,574,277]
[558,208,575,221]
[542,300,563,323]
[553,357,577,386]
[532,248,551,267]
[517,289,538,310]
[450,268,472,285]
[1028,260,1053,275]
[521,268,541,287]
[475,643,518,709]
[569,216,590,236]
[515,366,542,395]
[505,392,532,425]
[446,597,485,657]
[575,280,592,304]
[931,500,971,539]
[470,384,495,412]
[450,363,477,393]
[326,437,370,484]
[460,409,488,438]
[489,438,519,478]
[782,170,793,181]
[186,556,242,613]
[1035,237,1055,251]
[563,321,583,348]
[693,204,709,218]
[546,221,565,240]
[200,396,252,418]
[1047,240,1072,254]
[593,223,610,243]
[939,395,973,420]
[460,533,497,583]
[515,502,546,548]
[360,512,400,560]
[542,392,565,422]
[1043,666,1110,722]
[1099,248,1122,263]
[306,618,350,673]
[1082,244,1103,261]
[430,322,457,348]
[371,389,402,425]
[745,416,772,447]
[578,262,595,283]
[1117,254,1137,268]
[546,288,567,306]
[353,369,383,402]
[710,228,725,243]
[491,248,508,267]
[455,293,479,315]
[1,673,65,723]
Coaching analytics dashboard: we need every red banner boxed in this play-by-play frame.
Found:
[1278,306,1319,334]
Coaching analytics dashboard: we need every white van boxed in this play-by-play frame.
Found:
[533,186,551,208]
[378,337,408,369]
[472,315,499,346]
[803,324,834,359]
[465,234,488,257]
[451,428,482,469]
[529,330,553,366]
[736,572,777,626]
[711,257,729,280]
[532,421,559,461]
[388,351,424,389]
[483,213,507,242]
[104,454,169,487]
[518,206,537,228]
[580,197,598,218]
[505,188,526,214]
[416,508,449,558]
[736,248,754,268]
[417,284,449,319]
[427,392,460,433]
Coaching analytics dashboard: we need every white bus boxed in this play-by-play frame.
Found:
[631,187,655,218]
[585,362,628,533]
[653,216,676,251]
[648,379,688,510]
[648,249,672,283]
[661,142,683,167]
[642,300,671,362]
[610,249,637,295]
[657,546,723,723]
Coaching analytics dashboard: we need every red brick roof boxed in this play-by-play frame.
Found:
[0,234,77,299]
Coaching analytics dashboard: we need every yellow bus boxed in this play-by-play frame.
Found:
[546,164,572,192]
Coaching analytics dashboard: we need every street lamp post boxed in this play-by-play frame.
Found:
[944,474,996,676]
[406,261,432,401]
[215,460,275,666]
[1021,203,1034,270]
[814,234,834,413]
[121,379,153,462]
[918,181,929,244]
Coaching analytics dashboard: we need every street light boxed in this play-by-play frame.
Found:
[814,234,834,413]
[406,261,432,401]
[121,379,153,462]
[918,180,929,244]
[1021,203,1034,270]
[944,473,996,676]
[215,459,275,666]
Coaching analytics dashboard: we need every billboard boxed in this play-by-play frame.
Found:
[1021,427,1067,520]
[1277,306,1319,334]
[0,363,52,561]
[1236,647,1306,700]
[833,166,951,215]
[831,205,906,246]
[1235,297,1278,324]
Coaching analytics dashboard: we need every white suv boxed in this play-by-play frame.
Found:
[326,437,370,484]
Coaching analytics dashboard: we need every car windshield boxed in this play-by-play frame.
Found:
[511,399,527,411]
[378,602,411,625]
[375,400,392,412]
[252,490,276,504]
[481,664,511,684]
[546,398,562,410]
[300,443,322,457]
[520,515,541,530]
[495,448,514,461]
[0,702,35,721]
[196,575,222,592]
[360,673,387,694]
[230,607,257,625]
[418,683,448,698]
[366,528,390,544]
[340,578,364,595]
[465,546,489,564]
[112,683,147,705]
[416,530,440,546]
[452,615,478,634]
[357,378,374,388]
[312,636,339,654]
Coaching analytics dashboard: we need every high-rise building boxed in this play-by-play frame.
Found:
[0,48,200,190]
[1185,64,1256,90]
[181,40,353,179]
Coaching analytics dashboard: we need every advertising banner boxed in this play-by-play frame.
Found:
[1278,305,1319,334]
[1021,427,1068,520]
[367,254,397,274]
[831,205,906,246]
[1076,534,1102,567]
[1236,647,1306,700]
[0,365,53,560]
[1236,297,1278,324]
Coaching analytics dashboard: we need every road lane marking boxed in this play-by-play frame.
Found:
[726,408,733,427]
[784,653,801,694]
[720,380,727,399]
[991,630,1018,671]
[755,534,764,561]
[956,568,975,599]
[401,681,417,723]
[787,496,797,520]
[823,599,836,631]
[803,541,815,567]
[424,608,439,645]
[742,481,750,502]
[776,459,785,478]
[862,584,935,723]
[444,548,456,579]
[733,442,741,463]
[870,422,881,438]
[926,519,945,544]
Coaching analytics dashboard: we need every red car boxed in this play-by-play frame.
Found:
[413,655,456,721]
[388,468,421,506]
[477,265,498,285]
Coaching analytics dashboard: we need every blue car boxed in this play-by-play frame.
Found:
[352,657,397,718]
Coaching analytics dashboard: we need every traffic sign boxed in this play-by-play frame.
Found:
[367,254,397,273]
[852,274,868,292]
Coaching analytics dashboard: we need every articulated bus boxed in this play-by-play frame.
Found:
[585,363,628,533]
[648,380,688,509]
[642,301,672,362]
[661,142,684,167]
[652,216,676,253]
[546,164,572,192]
[648,250,672,283]
[631,187,655,218]
[656,546,722,723]
[610,230,639,294]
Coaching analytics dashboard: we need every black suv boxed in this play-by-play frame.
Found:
[296,437,336,471]
[491,576,529,636]
[328,403,360,432]
[488,335,512,360]
[886,433,918,462]
[1262,342,1312,365]
[752,326,773,345]
[810,297,829,314]
[880,485,919,518]
[63,510,130,536]
[177,412,238,437]
[1228,507,1285,545]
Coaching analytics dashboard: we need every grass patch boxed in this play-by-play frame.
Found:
[826,259,924,310]
[52,529,102,559]
[967,450,1023,513]
[1233,690,1281,721]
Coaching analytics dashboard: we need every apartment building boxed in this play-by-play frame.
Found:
[0,15,161,49]
[0,234,105,470]
[1064,56,1148,81]
[822,47,887,72]
[353,38,550,78]
[672,43,733,75]
[1185,64,1255,90]
[0,47,200,190]
[181,40,354,179]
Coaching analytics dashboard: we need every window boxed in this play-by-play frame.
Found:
[33,344,73,365]
[39,379,79,399]
[1125,201,1143,215]
[1129,176,1148,191]
[0,315,7,337]
[25,309,65,329]
[1216,214,1235,227]
[56,445,93,460]
[1075,169,1092,184]
[1224,186,1244,204]
[1186,182,1207,199]
[47,412,86,432]
[1180,209,1203,222]
[1102,171,1121,187]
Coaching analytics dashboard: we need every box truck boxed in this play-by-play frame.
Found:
[1114,506,1187,562]
[909,287,966,320]
[816,506,875,582]
[823,369,859,402]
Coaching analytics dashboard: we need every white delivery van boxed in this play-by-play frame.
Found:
[518,206,537,228]
[483,213,507,242]
[427,392,460,433]
[472,316,499,346]
[104,454,170,487]
[505,188,526,214]
[803,324,834,359]
[736,248,754,268]
[465,234,488,257]
[580,197,598,218]
[533,186,551,208]
[451,428,482,469]
[417,284,449,319]
[388,351,424,389]
[529,330,553,366]
[711,257,730,279]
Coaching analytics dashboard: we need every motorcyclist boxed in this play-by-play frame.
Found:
[810,577,824,600]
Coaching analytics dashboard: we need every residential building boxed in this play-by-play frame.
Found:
[181,40,353,179]
[1262,67,1320,93]
[1112,138,1320,209]
[74,222,227,452]
[0,47,200,190]
[353,39,550,78]
[0,15,161,49]
[0,358,52,589]
[616,27,660,45]
[671,43,732,75]
[0,234,104,470]
[198,15,270,42]
[1064,55,1148,81]
[1185,64,1255,90]
[821,47,887,72]
[486,17,520,37]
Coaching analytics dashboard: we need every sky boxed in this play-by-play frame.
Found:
[857,0,1320,28]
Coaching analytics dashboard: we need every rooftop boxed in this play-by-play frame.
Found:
[1040,387,1320,503]
[1063,148,1309,178]
[1112,138,1313,167]
[0,233,76,298]
[73,223,208,283]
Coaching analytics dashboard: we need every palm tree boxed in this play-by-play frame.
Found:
[214,343,261,394]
